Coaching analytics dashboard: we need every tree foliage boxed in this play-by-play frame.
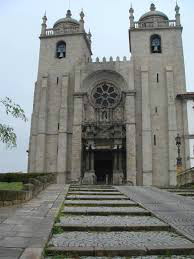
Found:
[0,97,27,148]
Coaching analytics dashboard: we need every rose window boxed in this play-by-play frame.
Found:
[91,82,121,108]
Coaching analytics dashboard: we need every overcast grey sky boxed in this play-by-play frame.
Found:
[0,0,194,173]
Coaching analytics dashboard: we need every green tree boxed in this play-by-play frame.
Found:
[0,97,27,148]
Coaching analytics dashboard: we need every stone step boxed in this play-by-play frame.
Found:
[56,256,194,259]
[46,231,193,257]
[58,215,167,228]
[66,195,128,200]
[166,189,194,193]
[54,224,170,231]
[68,191,122,196]
[177,192,194,196]
[64,200,137,207]
[69,188,118,192]
[62,206,150,216]
[70,185,114,189]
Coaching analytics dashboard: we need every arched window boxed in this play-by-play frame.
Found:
[56,41,66,59]
[150,34,161,54]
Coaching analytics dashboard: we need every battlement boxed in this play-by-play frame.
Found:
[90,56,130,64]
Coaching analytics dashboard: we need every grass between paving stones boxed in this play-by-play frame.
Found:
[0,182,23,191]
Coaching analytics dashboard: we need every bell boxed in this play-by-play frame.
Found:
[59,51,64,58]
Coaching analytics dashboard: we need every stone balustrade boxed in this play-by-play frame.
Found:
[44,27,85,36]
[133,20,177,29]
[177,167,194,187]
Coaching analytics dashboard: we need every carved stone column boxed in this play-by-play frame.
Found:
[119,147,123,172]
[113,146,123,185]
[82,144,96,184]
[85,149,90,171]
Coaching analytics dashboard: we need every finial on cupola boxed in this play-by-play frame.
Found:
[41,11,47,36]
[175,1,181,26]
[66,9,72,18]
[80,9,85,32]
[150,3,156,11]
[129,3,135,28]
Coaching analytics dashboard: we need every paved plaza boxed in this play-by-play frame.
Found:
[0,184,67,258]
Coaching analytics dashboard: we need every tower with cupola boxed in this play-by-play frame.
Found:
[129,3,190,186]
[28,10,92,183]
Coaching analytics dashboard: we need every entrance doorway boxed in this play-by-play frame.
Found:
[94,151,113,184]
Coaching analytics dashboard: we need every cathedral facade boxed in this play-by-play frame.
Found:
[28,3,190,186]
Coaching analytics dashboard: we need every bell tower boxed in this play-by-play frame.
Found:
[129,3,190,186]
[28,10,92,182]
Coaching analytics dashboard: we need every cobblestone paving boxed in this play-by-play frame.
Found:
[59,215,166,226]
[48,231,191,248]
[117,186,194,242]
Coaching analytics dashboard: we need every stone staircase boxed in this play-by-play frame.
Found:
[45,185,194,258]
[165,188,194,198]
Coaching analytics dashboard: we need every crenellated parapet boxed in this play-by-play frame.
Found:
[88,56,130,64]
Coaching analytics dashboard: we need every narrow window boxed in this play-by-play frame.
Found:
[157,73,159,83]
[151,34,161,54]
[56,41,66,59]
[57,77,59,85]
[154,135,157,146]
[58,123,60,130]
[155,107,158,113]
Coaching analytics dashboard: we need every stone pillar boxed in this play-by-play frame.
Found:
[113,147,123,185]
[119,147,123,172]
[71,69,82,182]
[166,66,177,186]
[125,91,137,185]
[71,96,83,182]
[113,149,117,171]
[35,75,48,172]
[28,82,40,173]
[86,149,90,171]
[82,145,96,184]
[141,66,152,185]
[182,100,191,170]
[57,74,69,183]
[91,149,94,171]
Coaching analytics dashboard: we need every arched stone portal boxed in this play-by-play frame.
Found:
[81,78,127,185]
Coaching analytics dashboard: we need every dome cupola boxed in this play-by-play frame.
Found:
[139,3,169,22]
[53,10,80,29]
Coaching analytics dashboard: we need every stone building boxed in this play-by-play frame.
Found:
[28,3,191,186]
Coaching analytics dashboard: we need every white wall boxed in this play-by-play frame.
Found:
[187,100,194,167]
